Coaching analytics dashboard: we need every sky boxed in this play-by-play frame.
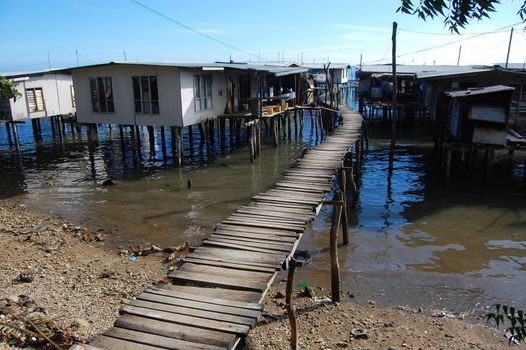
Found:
[0,0,525,73]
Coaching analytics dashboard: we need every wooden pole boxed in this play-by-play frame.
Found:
[220,118,226,155]
[12,122,20,151]
[160,126,167,162]
[177,127,184,167]
[330,189,342,303]
[286,261,298,350]
[505,28,514,69]
[229,118,234,149]
[391,22,398,150]
[339,167,349,245]
[5,122,13,146]
[119,125,125,155]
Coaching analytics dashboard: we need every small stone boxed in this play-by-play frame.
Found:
[19,272,34,283]
[275,291,285,299]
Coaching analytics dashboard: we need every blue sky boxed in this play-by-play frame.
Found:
[1,0,525,73]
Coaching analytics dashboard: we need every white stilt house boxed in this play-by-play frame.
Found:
[1,69,75,122]
[71,62,307,127]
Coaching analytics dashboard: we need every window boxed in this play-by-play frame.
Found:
[89,77,114,112]
[193,74,213,111]
[132,76,159,114]
[26,88,45,112]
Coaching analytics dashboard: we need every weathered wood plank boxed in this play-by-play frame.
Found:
[91,335,164,350]
[169,270,268,293]
[183,256,277,273]
[114,315,236,349]
[179,263,271,281]
[121,305,250,335]
[147,285,262,310]
[203,239,289,255]
[104,327,226,350]
[194,246,285,265]
[215,223,300,237]
[206,237,293,253]
[222,219,304,232]
[137,293,261,319]
[212,230,297,243]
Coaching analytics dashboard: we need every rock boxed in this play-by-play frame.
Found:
[6,294,19,304]
[99,270,115,279]
[101,179,116,187]
[71,318,91,333]
[19,272,34,283]
[275,291,285,299]
[26,311,46,320]
[350,328,368,340]
[384,321,396,328]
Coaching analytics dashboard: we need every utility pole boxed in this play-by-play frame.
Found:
[391,22,398,152]
[47,52,51,70]
[123,50,127,62]
[75,50,79,67]
[457,45,462,66]
[359,53,362,69]
[505,28,514,69]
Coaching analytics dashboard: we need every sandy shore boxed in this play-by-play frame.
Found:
[0,200,522,349]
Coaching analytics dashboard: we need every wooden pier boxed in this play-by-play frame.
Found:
[72,106,363,350]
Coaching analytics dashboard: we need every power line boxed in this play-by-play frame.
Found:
[129,0,270,61]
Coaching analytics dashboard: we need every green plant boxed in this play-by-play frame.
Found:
[486,304,526,344]
[0,75,21,101]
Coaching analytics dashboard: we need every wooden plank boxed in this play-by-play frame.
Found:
[179,263,271,281]
[215,223,300,237]
[212,229,297,243]
[104,327,226,350]
[91,335,164,350]
[228,213,307,225]
[147,285,262,310]
[194,246,285,265]
[122,305,250,335]
[128,299,256,327]
[169,270,268,293]
[183,256,277,273]
[234,209,311,222]
[252,195,320,207]
[189,251,280,269]
[222,219,304,232]
[70,344,105,350]
[210,233,295,246]
[114,315,236,350]
[137,293,260,319]
[242,203,314,215]
[203,239,288,255]
[206,237,293,253]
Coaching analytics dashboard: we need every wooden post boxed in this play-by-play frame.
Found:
[287,112,292,139]
[160,126,167,162]
[12,122,20,151]
[220,118,226,155]
[248,124,254,162]
[355,140,362,182]
[293,110,298,139]
[170,126,177,160]
[119,125,125,155]
[256,123,261,157]
[228,118,234,149]
[50,116,56,137]
[272,117,279,148]
[5,122,13,146]
[390,21,398,162]
[135,125,141,149]
[235,119,241,145]
[299,109,304,135]
[177,127,184,167]
[204,120,212,160]
[147,125,156,158]
[339,168,349,245]
[286,261,298,350]
[330,190,342,303]
[198,122,205,145]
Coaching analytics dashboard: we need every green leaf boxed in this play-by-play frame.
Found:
[297,280,309,288]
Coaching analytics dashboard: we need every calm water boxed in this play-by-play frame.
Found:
[1,95,525,314]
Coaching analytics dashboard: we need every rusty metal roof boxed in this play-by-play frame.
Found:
[445,85,515,98]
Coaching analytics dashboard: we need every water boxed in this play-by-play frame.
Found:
[1,95,525,314]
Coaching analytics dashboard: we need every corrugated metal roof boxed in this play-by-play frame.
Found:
[445,85,514,98]
[70,61,308,76]
[358,64,492,77]
[2,67,72,78]
[304,63,350,70]
[493,63,526,70]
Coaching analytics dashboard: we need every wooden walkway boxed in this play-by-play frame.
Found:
[72,106,363,350]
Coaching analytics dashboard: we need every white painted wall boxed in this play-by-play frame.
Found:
[179,69,228,126]
[73,64,183,127]
[8,73,75,121]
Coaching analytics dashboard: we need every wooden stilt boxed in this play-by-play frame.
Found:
[248,124,254,162]
[287,112,292,139]
[160,126,167,162]
[293,111,298,139]
[330,190,342,303]
[204,120,212,160]
[355,140,362,181]
[135,125,141,149]
[198,122,205,144]
[235,119,241,145]
[286,261,298,350]
[170,126,177,160]
[273,118,279,147]
[256,123,261,157]
[220,118,226,155]
[147,125,155,155]
[12,122,20,151]
[4,122,13,146]
[50,116,56,137]
[119,125,125,155]
[177,126,184,167]
[339,168,349,245]
[228,118,234,149]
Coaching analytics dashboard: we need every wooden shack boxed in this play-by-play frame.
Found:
[445,85,514,146]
